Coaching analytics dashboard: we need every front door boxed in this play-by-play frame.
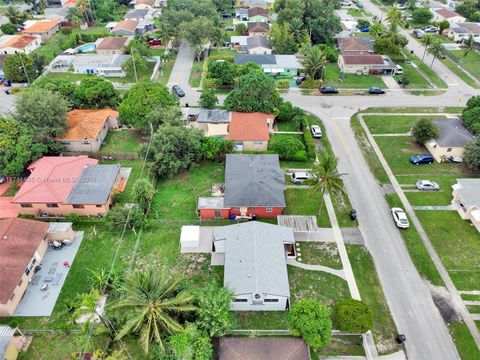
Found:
[214,209,222,219]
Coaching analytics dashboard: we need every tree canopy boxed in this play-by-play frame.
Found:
[412,118,440,144]
[332,299,374,333]
[465,138,480,172]
[72,76,121,109]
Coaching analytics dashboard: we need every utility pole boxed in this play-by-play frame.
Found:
[131,47,138,83]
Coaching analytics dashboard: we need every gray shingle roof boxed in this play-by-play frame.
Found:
[124,8,149,18]
[234,53,276,65]
[197,109,232,123]
[433,118,474,147]
[247,35,272,50]
[65,164,120,205]
[213,221,294,297]
[456,179,480,207]
[224,154,285,207]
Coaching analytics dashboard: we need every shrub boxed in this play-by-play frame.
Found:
[271,137,305,160]
[412,118,439,144]
[300,76,322,89]
[465,138,480,172]
[303,119,317,159]
[276,102,304,123]
[466,95,480,110]
[412,8,433,24]
[0,23,16,35]
[462,107,480,135]
[291,150,308,162]
[277,79,290,89]
[332,299,373,333]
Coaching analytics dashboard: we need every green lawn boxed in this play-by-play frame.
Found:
[108,62,156,83]
[157,57,176,85]
[402,50,448,88]
[440,57,480,89]
[100,130,143,154]
[394,60,432,89]
[449,50,480,81]
[347,245,401,354]
[297,242,342,269]
[189,60,204,88]
[43,72,90,82]
[285,188,331,227]
[362,107,462,114]
[363,115,442,134]
[313,335,365,358]
[324,64,386,89]
[449,321,480,360]
[209,48,237,59]
[277,119,301,131]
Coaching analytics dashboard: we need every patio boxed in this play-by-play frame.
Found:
[13,232,84,317]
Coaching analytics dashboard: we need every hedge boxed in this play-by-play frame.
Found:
[303,118,317,160]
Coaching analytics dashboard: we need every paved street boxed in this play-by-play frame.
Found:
[0,87,16,115]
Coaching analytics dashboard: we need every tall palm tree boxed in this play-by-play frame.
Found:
[420,34,434,63]
[310,152,347,215]
[289,17,306,44]
[300,45,327,80]
[155,22,175,50]
[76,0,92,23]
[427,39,444,69]
[111,267,196,353]
[386,4,403,32]
[5,5,25,25]
[463,35,476,58]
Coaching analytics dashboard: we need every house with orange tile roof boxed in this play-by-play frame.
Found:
[228,112,274,151]
[12,156,124,217]
[95,36,133,55]
[22,19,60,42]
[56,109,119,152]
[0,35,41,55]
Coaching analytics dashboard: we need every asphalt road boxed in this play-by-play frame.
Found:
[0,87,16,116]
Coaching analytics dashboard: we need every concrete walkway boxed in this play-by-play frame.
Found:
[372,133,411,137]
[358,114,480,350]
[286,258,346,280]
[382,76,401,89]
[412,205,453,210]
[286,185,313,189]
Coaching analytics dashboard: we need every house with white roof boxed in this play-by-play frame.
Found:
[451,179,480,233]
[448,22,480,43]
[49,54,131,77]
[234,54,302,75]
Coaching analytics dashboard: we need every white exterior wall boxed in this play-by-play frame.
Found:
[230,293,288,311]
[0,36,41,55]
[248,46,272,54]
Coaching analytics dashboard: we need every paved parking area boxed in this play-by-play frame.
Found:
[14,232,84,317]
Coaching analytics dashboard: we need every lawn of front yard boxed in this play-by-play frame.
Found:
[297,242,342,269]
[449,50,480,81]
[323,64,386,89]
[363,115,444,134]
[285,188,331,227]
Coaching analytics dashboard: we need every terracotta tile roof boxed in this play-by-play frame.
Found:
[248,22,269,33]
[96,37,130,50]
[23,20,59,34]
[57,109,118,141]
[228,112,273,141]
[342,54,384,65]
[12,156,98,204]
[0,35,39,50]
[0,218,50,304]
[112,20,139,32]
[435,8,462,19]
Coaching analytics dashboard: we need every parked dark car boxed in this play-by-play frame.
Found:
[410,154,434,165]
[320,86,339,94]
[295,76,306,85]
[172,85,185,97]
[359,25,370,32]
[3,80,12,87]
[369,87,385,94]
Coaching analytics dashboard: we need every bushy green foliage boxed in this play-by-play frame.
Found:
[103,204,144,230]
[207,60,236,87]
[299,76,322,89]
[332,299,374,333]
[412,118,440,144]
[235,23,248,35]
[277,79,290,89]
[462,96,480,135]
[3,53,35,83]
[199,88,218,108]
[276,102,304,123]
[0,23,16,35]
[72,77,121,109]
[303,119,317,159]
[466,95,480,110]
[132,178,155,211]
[412,8,433,24]
[271,137,305,160]
[198,137,233,161]
[465,138,480,172]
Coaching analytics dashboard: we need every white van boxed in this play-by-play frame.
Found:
[291,172,313,184]
[395,65,403,75]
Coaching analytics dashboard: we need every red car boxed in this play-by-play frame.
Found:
[148,39,161,46]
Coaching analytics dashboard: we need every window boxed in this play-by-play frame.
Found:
[253,141,264,145]
[234,298,248,302]
[72,204,85,209]
[264,298,279,303]
[96,204,102,208]
[266,207,273,212]
[20,203,33,208]
[46,203,59,208]
[18,279,23,287]
[9,293,15,301]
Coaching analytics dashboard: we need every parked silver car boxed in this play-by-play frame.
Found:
[416,180,440,191]
[391,207,410,229]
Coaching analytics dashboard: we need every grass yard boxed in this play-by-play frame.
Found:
[109,62,156,83]
[449,321,480,360]
[440,57,480,89]
[209,48,237,59]
[189,60,204,88]
[323,64,386,89]
[157,57,176,85]
[449,50,480,81]
[297,242,342,269]
[100,130,143,154]
[277,119,301,131]
[347,245,401,354]
[402,49,447,89]
[394,61,432,89]
[362,107,463,114]
[285,188,331,227]
[313,335,365,358]
[363,115,442,134]
[416,211,480,291]
[43,72,90,82]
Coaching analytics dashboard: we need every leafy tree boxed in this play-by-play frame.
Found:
[72,76,121,108]
[31,53,47,77]
[373,32,408,57]
[3,53,34,83]
[181,16,218,60]
[125,38,152,57]
[276,101,304,123]
[304,0,341,45]
[310,152,346,214]
[224,71,282,113]
[272,137,305,160]
[400,70,411,88]
[150,124,203,178]
[235,23,248,35]
[145,106,183,133]
[461,107,480,134]
[121,53,149,81]
[132,178,155,211]
[466,95,480,110]
[465,138,480,172]
[5,5,25,25]
[103,204,144,230]
[386,5,403,32]
[0,23,16,34]
[289,17,309,45]
[194,282,235,337]
[235,61,262,77]
[427,39,444,68]
[269,22,297,54]
[412,118,439,144]
[438,20,450,35]
[32,77,77,101]
[300,45,327,80]
[199,88,218,109]
[119,80,177,128]
[198,137,233,161]
[332,299,373,333]
[412,8,433,24]
[15,89,68,143]
[112,267,196,353]
[370,22,386,37]
[90,0,128,23]
[277,0,305,24]
[288,299,332,349]
[207,60,237,86]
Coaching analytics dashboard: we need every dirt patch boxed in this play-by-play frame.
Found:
[430,284,462,323]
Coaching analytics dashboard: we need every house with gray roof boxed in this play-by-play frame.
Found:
[452,179,480,233]
[247,35,272,54]
[425,118,474,162]
[198,154,286,219]
[212,221,295,311]
[49,54,130,77]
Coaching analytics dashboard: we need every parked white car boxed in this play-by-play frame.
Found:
[310,125,322,138]
[391,208,410,229]
[416,180,440,191]
[291,171,314,184]
[397,4,407,10]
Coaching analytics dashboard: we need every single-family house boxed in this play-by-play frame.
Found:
[219,338,310,360]
[198,154,285,219]
[45,6,70,22]
[188,108,232,138]
[248,22,270,36]
[110,19,153,36]
[234,54,302,75]
[235,8,249,21]
[448,22,480,43]
[49,54,130,77]
[212,221,295,310]
[338,54,397,75]
[425,118,474,162]
[56,109,119,152]
[22,19,60,42]
[246,35,272,54]
[248,7,269,22]
[0,35,41,55]
[0,326,24,359]
[228,111,274,151]
[337,36,374,55]
[451,179,480,233]
[95,36,132,55]
[231,35,249,52]
[432,8,466,24]
[124,8,161,21]
[12,156,123,216]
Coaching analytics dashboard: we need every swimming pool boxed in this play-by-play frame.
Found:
[75,42,96,53]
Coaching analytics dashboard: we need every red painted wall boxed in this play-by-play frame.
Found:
[199,208,230,219]
[230,207,283,218]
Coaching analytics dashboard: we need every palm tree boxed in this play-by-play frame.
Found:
[310,152,347,215]
[289,17,306,44]
[76,0,92,23]
[386,4,403,32]
[300,45,327,81]
[5,5,25,25]
[427,39,444,69]
[420,34,434,63]
[463,35,476,58]
[111,267,197,353]
[155,22,175,50]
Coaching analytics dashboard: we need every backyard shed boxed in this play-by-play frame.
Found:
[180,225,200,250]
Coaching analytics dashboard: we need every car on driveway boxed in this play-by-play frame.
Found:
[295,76,306,85]
[391,207,410,229]
[369,87,385,94]
[410,154,434,165]
[423,25,439,33]
[413,29,426,38]
[291,171,315,184]
[447,155,464,163]
[171,85,185,97]
[320,86,339,94]
[310,125,322,138]
[416,180,440,191]
[359,25,370,32]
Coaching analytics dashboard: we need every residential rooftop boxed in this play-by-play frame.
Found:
[433,118,474,147]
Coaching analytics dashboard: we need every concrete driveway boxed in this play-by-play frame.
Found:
[0,86,16,116]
